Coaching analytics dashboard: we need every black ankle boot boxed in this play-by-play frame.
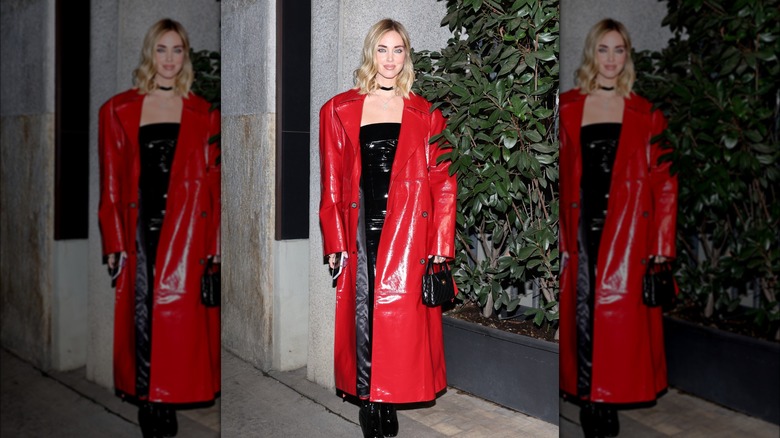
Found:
[138,404,158,438]
[156,406,178,437]
[359,401,382,438]
[379,403,398,437]
[600,406,619,437]
[579,403,604,438]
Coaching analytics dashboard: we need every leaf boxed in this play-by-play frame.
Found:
[503,132,518,149]
[516,245,536,260]
[525,51,537,68]
[498,53,521,76]
[530,142,556,153]
[524,130,543,143]
[534,49,556,61]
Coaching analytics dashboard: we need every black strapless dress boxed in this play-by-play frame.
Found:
[354,122,401,399]
[576,122,621,398]
[135,122,179,397]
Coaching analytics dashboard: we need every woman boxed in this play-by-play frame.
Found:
[98,18,221,438]
[558,18,678,438]
[318,19,457,438]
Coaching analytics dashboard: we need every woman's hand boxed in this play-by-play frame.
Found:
[429,255,446,264]
[107,251,128,270]
[328,251,348,269]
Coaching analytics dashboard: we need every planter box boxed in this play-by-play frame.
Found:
[664,315,780,424]
[442,315,559,424]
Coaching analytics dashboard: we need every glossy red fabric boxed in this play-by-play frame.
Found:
[319,89,457,403]
[558,89,678,404]
[98,89,221,405]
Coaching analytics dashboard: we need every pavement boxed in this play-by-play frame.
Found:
[2,346,777,437]
[1,347,556,437]
[559,391,779,437]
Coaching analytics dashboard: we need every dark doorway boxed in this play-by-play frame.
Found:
[54,0,90,239]
[275,0,312,240]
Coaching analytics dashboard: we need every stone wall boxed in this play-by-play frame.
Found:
[220,0,278,371]
[0,0,56,369]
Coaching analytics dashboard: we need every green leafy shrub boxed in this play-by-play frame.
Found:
[190,48,220,109]
[634,0,779,340]
[413,0,560,327]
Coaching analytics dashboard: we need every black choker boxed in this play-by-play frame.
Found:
[379,86,394,91]
[157,85,174,91]
[598,85,615,91]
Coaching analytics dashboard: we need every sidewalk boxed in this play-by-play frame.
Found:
[221,349,557,438]
[559,391,779,437]
[3,346,777,437]
[1,347,557,437]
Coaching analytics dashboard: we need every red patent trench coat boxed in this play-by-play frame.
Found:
[98,89,221,405]
[319,89,457,403]
[558,89,678,404]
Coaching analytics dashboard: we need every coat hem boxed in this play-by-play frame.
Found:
[337,387,447,405]
[115,389,220,410]
[560,387,668,409]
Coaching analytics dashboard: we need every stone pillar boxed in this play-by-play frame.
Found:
[87,0,221,388]
[307,0,452,389]
[220,0,278,370]
[560,0,670,92]
[1,0,56,370]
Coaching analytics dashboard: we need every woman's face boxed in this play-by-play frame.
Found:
[595,30,627,84]
[154,30,185,84]
[373,31,406,85]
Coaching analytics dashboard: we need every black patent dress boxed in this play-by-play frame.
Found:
[135,122,179,398]
[355,122,401,399]
[576,122,621,398]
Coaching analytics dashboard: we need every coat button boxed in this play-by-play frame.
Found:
[640,258,647,265]
[129,202,137,208]
[420,259,426,264]
[571,202,578,208]
[200,258,206,265]
[642,211,649,218]
[351,202,357,208]
[201,211,207,218]
[422,211,428,218]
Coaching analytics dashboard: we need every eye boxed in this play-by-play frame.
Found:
[377,48,387,53]
[615,48,625,54]
[156,47,166,53]
[394,48,404,54]
[174,48,183,54]
[597,47,607,53]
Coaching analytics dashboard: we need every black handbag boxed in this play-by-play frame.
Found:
[201,258,221,307]
[422,259,455,307]
[642,259,675,309]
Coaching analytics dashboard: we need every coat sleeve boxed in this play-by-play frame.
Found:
[206,108,221,256]
[427,108,457,259]
[648,109,677,258]
[97,98,127,256]
[318,99,347,256]
[558,118,570,258]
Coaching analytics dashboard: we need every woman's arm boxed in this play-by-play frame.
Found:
[97,98,127,257]
[206,108,221,258]
[648,109,678,259]
[318,99,347,256]
[427,108,457,260]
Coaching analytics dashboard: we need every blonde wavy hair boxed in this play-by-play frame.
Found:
[133,18,193,97]
[575,18,635,97]
[354,19,415,98]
